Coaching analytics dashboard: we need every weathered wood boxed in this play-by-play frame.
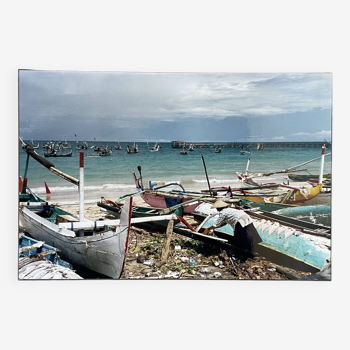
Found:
[161,220,174,262]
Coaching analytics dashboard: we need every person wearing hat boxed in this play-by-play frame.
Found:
[203,199,262,251]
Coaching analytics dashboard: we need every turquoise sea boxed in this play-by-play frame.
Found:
[19,140,332,201]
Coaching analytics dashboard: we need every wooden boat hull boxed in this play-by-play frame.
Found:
[20,234,73,269]
[19,234,83,279]
[200,212,330,272]
[98,201,183,231]
[139,191,200,214]
[234,183,324,205]
[19,199,132,279]
[238,198,297,212]
[19,256,83,279]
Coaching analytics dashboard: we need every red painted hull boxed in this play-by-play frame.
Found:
[140,192,200,214]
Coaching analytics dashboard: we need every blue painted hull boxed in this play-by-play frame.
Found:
[272,205,331,216]
[19,234,73,269]
[202,216,330,271]
[272,205,331,227]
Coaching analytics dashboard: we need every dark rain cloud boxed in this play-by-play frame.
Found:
[19,71,332,142]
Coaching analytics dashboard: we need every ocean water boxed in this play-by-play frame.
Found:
[19,141,332,200]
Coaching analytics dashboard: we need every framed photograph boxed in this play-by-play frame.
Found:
[18,71,332,281]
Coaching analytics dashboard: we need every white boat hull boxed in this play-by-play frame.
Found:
[19,198,132,279]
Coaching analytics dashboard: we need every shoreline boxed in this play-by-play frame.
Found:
[32,172,331,207]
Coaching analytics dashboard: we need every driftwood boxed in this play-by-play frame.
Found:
[161,220,174,262]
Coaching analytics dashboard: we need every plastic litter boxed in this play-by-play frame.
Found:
[188,258,198,266]
[144,259,154,267]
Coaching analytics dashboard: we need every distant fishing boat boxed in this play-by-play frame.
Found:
[44,145,72,157]
[97,149,112,156]
[127,142,138,154]
[257,143,264,150]
[214,145,221,153]
[180,146,188,155]
[94,145,107,152]
[60,137,71,149]
[29,140,40,149]
[77,141,88,150]
[239,145,251,155]
[148,142,161,152]
[188,144,194,151]
[114,142,122,150]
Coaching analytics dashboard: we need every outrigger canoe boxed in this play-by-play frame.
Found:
[19,198,133,279]
[132,167,241,214]
[195,203,331,273]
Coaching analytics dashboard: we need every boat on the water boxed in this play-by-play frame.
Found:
[127,142,138,154]
[148,142,161,152]
[97,149,112,156]
[44,144,72,158]
[77,141,88,150]
[29,140,40,149]
[180,146,188,155]
[114,142,122,150]
[214,145,221,153]
[59,137,72,149]
[239,145,251,155]
[188,144,194,152]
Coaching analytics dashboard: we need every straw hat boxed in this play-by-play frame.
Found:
[211,199,229,209]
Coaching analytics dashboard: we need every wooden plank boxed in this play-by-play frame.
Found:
[161,220,174,262]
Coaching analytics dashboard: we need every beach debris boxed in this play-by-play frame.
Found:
[59,209,315,280]
[188,258,198,266]
[144,259,154,267]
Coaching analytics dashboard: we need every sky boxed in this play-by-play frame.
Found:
[18,71,332,144]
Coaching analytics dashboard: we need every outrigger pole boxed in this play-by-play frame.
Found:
[260,149,331,177]
[201,154,213,197]
[19,137,79,186]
